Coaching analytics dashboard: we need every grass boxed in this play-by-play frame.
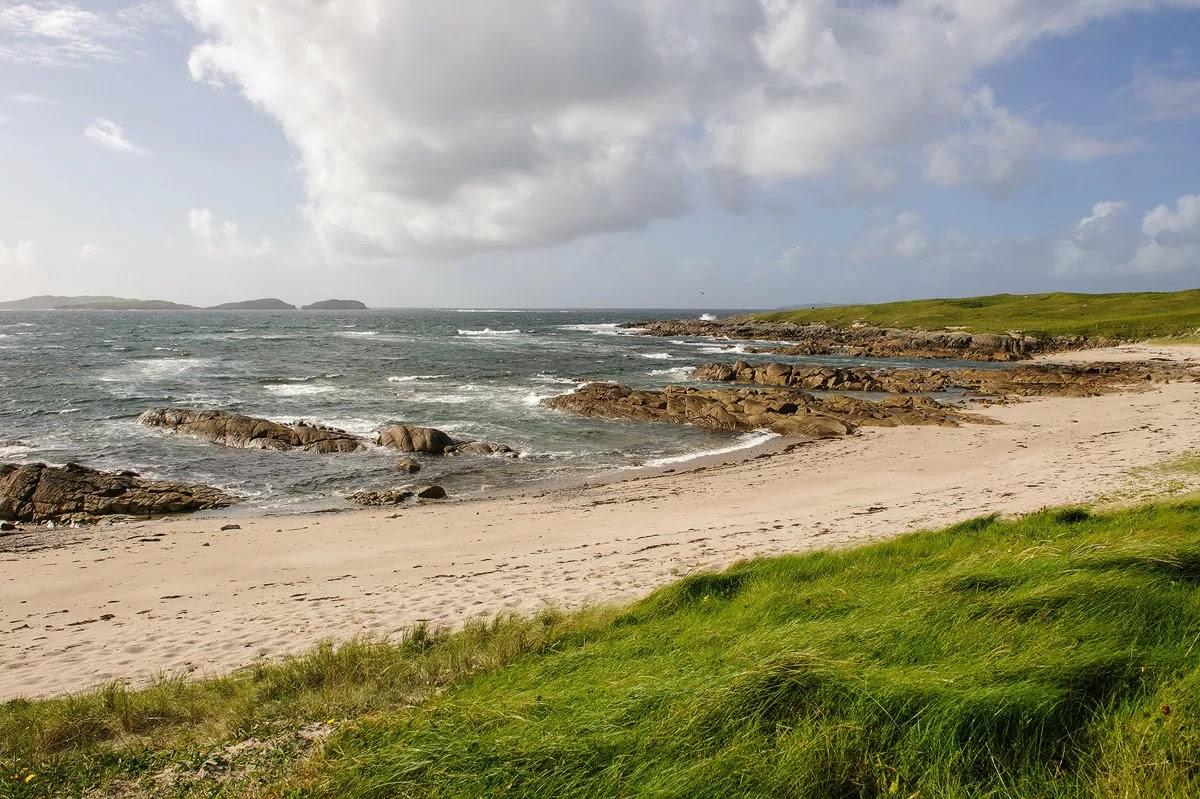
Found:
[6,502,1200,797]
[754,289,1200,340]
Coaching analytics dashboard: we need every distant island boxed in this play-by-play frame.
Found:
[208,298,297,311]
[302,299,368,310]
[0,295,368,311]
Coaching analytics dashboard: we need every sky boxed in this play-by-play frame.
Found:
[1,1,1199,309]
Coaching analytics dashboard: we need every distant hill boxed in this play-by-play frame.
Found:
[207,298,297,310]
[0,295,136,310]
[55,300,199,311]
[302,299,368,310]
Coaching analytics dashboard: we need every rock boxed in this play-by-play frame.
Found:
[0,462,236,524]
[414,485,447,500]
[693,360,1200,399]
[377,424,516,457]
[0,521,15,532]
[220,523,241,531]
[377,424,457,454]
[348,488,414,506]
[395,458,422,473]
[622,318,1123,362]
[139,408,365,453]
[445,441,517,457]
[544,382,986,438]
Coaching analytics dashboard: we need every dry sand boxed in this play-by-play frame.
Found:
[3,345,1199,699]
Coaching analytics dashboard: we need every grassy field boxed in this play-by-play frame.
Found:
[5,501,1200,798]
[754,289,1200,340]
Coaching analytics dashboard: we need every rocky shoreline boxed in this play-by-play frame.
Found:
[543,382,990,437]
[692,359,1200,398]
[623,318,1119,361]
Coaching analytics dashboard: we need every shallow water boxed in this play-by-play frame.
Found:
[0,308,997,512]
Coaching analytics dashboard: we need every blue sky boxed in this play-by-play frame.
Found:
[1,1,1199,308]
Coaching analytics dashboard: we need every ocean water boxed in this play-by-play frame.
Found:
[0,309,992,513]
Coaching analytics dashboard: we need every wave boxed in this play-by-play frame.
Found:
[642,430,780,468]
[457,328,521,336]
[387,374,448,383]
[648,366,694,379]
[698,342,750,354]
[100,357,213,382]
[263,383,338,396]
[557,322,624,335]
[700,313,718,321]
[338,330,380,337]
[531,373,581,385]
[639,352,675,360]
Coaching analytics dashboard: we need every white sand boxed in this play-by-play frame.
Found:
[3,349,1199,699]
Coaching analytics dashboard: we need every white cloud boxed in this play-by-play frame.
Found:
[0,1,171,66]
[84,117,147,154]
[12,91,55,104]
[1128,66,1200,121]
[1055,195,1200,275]
[1130,194,1200,272]
[0,239,36,267]
[187,208,275,259]
[78,243,105,260]
[180,0,1198,258]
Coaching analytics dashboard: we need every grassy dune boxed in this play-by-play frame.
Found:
[754,289,1200,340]
[5,502,1200,798]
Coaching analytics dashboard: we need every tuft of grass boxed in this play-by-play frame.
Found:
[753,289,1200,340]
[6,502,1200,797]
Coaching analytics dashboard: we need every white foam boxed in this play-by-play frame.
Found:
[700,313,718,321]
[263,383,338,396]
[387,374,448,383]
[531,373,581,385]
[100,357,212,382]
[699,342,750,354]
[648,366,694,379]
[639,352,675,360]
[642,430,780,468]
[339,330,379,337]
[457,328,521,336]
[557,322,624,335]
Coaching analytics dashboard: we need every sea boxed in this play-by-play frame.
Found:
[0,308,992,514]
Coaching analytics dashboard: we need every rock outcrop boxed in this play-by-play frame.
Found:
[625,319,1114,362]
[694,360,1200,399]
[376,424,515,457]
[377,424,457,454]
[0,462,235,524]
[138,409,365,453]
[544,382,987,438]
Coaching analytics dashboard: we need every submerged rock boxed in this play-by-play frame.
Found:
[395,458,422,473]
[348,488,414,506]
[544,382,986,438]
[445,441,517,457]
[0,462,236,524]
[138,408,365,453]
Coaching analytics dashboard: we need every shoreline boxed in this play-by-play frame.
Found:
[3,344,1199,699]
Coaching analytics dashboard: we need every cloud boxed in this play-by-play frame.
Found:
[1128,66,1200,121]
[0,1,172,66]
[1054,195,1200,275]
[0,239,36,267]
[187,208,275,258]
[84,117,147,154]
[78,243,105,260]
[12,91,55,104]
[1130,194,1200,272]
[180,0,1199,258]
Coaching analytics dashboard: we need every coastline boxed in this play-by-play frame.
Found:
[3,344,1200,699]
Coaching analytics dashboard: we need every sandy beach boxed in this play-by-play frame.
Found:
[3,345,1199,700]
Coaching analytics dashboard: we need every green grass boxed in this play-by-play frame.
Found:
[754,289,1200,340]
[6,503,1200,798]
